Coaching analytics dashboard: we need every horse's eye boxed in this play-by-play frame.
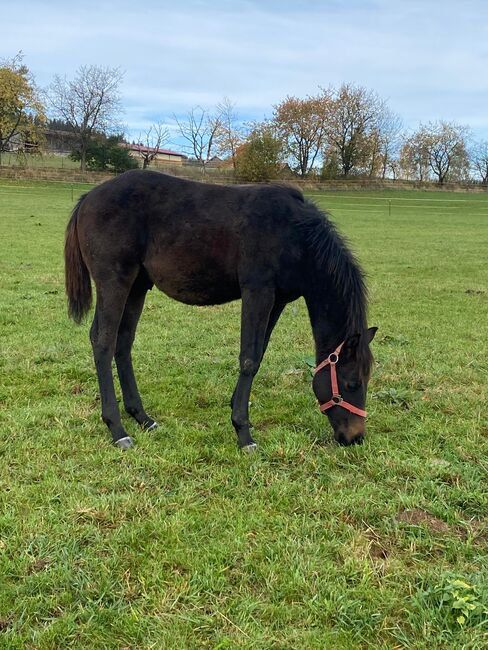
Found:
[346,380,362,392]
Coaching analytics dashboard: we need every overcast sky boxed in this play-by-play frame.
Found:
[3,0,488,150]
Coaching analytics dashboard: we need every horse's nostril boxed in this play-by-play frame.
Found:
[336,431,365,446]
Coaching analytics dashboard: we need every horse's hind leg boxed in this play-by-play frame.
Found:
[115,270,157,431]
[90,272,137,448]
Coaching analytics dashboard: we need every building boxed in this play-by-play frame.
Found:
[123,143,188,166]
[44,129,78,155]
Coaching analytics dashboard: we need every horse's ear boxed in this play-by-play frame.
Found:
[366,326,378,344]
[343,328,377,357]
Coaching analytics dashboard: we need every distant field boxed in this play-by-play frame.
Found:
[0,152,81,170]
[0,180,487,649]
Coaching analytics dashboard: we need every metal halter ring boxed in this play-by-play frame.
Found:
[328,352,339,364]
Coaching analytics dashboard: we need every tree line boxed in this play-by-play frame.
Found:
[1,54,487,184]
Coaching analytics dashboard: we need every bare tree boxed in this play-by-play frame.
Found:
[378,110,403,178]
[427,121,470,183]
[214,97,244,171]
[400,129,431,181]
[136,122,170,169]
[174,106,221,170]
[471,140,488,184]
[272,92,330,176]
[387,158,401,181]
[400,122,470,183]
[363,110,403,178]
[48,65,124,171]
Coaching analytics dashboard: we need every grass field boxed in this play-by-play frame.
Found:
[0,153,81,170]
[0,179,487,649]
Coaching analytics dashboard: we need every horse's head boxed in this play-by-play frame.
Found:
[312,327,377,445]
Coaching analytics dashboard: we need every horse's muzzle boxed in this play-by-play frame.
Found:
[336,433,364,447]
[335,428,365,446]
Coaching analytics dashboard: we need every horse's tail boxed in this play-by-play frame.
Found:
[64,195,92,324]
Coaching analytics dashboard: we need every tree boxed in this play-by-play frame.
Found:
[0,53,46,163]
[273,93,330,176]
[386,158,401,181]
[425,121,470,184]
[70,135,138,173]
[471,140,488,184]
[320,148,341,179]
[400,129,431,181]
[48,65,124,171]
[235,122,283,182]
[400,122,470,183]
[364,109,403,178]
[214,97,244,171]
[174,106,221,170]
[402,122,470,184]
[46,118,75,132]
[325,84,387,177]
[136,122,170,169]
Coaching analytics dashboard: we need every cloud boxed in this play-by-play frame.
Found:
[2,0,487,143]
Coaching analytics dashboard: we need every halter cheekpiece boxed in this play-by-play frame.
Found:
[314,341,367,418]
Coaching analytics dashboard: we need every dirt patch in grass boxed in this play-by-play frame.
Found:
[395,509,488,545]
[28,558,51,574]
[395,509,451,534]
[368,540,389,560]
[0,618,11,631]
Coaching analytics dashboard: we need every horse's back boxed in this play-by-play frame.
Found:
[75,170,306,305]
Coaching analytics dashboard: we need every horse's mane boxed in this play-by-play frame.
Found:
[294,198,372,375]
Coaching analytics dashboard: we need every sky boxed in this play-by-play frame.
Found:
[3,0,488,151]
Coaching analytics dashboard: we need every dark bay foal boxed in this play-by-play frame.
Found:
[65,170,376,450]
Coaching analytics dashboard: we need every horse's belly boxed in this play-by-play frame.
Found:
[144,254,240,306]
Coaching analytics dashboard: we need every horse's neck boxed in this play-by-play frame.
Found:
[304,287,348,364]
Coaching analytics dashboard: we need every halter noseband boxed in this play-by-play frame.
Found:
[314,342,367,418]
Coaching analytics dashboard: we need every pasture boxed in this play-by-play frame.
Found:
[0,179,487,649]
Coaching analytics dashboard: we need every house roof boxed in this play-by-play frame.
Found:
[124,143,187,158]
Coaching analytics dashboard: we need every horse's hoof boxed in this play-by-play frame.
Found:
[142,419,158,431]
[114,436,134,449]
[241,442,258,453]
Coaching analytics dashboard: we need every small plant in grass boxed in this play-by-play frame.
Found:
[303,355,316,376]
[438,578,487,627]
[379,333,410,346]
[372,387,412,408]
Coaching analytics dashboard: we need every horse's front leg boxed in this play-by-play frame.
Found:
[230,300,286,411]
[231,287,275,451]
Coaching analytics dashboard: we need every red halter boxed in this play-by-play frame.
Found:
[314,341,367,418]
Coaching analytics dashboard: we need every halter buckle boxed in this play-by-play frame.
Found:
[332,395,343,404]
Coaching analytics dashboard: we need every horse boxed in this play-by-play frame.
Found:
[65,170,377,450]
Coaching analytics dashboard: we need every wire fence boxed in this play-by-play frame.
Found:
[1,154,488,196]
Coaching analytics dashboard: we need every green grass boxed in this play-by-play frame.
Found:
[1,180,487,649]
[0,153,81,170]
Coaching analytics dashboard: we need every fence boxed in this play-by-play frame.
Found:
[0,165,114,184]
[0,161,487,193]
